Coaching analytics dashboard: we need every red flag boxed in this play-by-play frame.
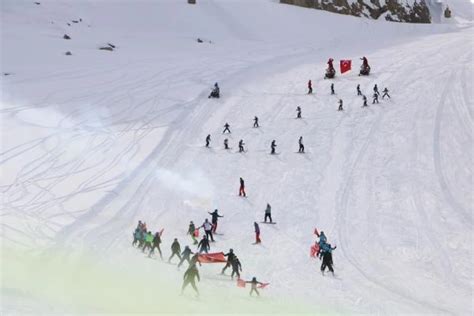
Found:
[197,252,226,263]
[340,59,352,74]
[258,283,270,289]
[310,244,320,258]
[193,229,199,237]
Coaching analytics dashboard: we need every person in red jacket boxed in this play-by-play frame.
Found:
[307,80,313,94]
[254,222,261,244]
[239,177,246,197]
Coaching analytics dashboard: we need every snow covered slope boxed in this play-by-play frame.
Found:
[1,0,473,314]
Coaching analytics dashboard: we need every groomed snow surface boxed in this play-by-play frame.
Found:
[1,0,473,314]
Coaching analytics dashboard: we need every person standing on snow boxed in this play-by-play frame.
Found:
[357,84,362,96]
[338,99,343,111]
[308,80,313,94]
[223,123,231,134]
[320,243,337,276]
[253,116,259,128]
[224,138,229,150]
[132,227,141,247]
[238,139,245,153]
[298,136,304,153]
[221,248,236,274]
[296,106,302,119]
[372,92,379,104]
[246,277,264,296]
[382,87,390,99]
[270,140,277,155]
[208,209,223,234]
[198,235,210,253]
[231,257,242,280]
[181,264,200,296]
[149,231,163,259]
[205,134,211,148]
[201,219,214,242]
[254,222,261,244]
[178,245,194,268]
[361,56,369,68]
[239,177,246,197]
[264,203,272,223]
[373,84,380,96]
[142,231,153,253]
[331,83,335,95]
[188,221,198,245]
[362,95,368,107]
[169,238,182,263]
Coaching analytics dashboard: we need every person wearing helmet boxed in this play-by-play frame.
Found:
[221,248,236,274]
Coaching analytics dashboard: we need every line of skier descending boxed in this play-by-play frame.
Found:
[205,81,391,153]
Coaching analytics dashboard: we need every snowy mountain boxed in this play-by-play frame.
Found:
[1,0,473,314]
[280,0,472,23]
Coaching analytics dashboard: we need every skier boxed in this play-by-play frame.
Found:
[357,84,362,96]
[307,80,313,94]
[382,87,390,99]
[362,95,368,107]
[205,134,211,148]
[231,257,242,280]
[338,99,343,111]
[298,136,304,153]
[221,248,236,274]
[222,123,231,134]
[208,82,220,98]
[142,230,153,253]
[178,245,194,268]
[372,92,379,104]
[320,243,337,276]
[296,106,302,119]
[331,83,335,95]
[208,209,223,234]
[270,140,277,155]
[239,177,246,197]
[314,228,327,246]
[253,116,259,128]
[359,57,370,76]
[169,238,182,263]
[264,203,272,223]
[181,264,200,296]
[238,139,245,153]
[224,138,229,150]
[188,221,198,245]
[198,235,210,254]
[149,231,163,259]
[201,218,214,242]
[246,277,264,296]
[373,84,380,96]
[254,222,261,244]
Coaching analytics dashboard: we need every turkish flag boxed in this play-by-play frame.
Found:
[340,59,352,74]
[197,252,226,263]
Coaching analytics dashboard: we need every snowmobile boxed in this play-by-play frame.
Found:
[324,67,336,79]
[359,65,371,76]
[208,83,220,98]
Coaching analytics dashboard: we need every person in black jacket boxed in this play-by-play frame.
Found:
[221,248,236,274]
[169,238,182,263]
[181,264,200,296]
[231,257,242,280]
[320,244,337,276]
[224,138,229,150]
[198,235,210,253]
[331,83,335,95]
[208,209,223,233]
[239,177,246,197]
[362,95,368,107]
[178,245,194,268]
[372,93,379,104]
[253,116,259,128]
[149,232,163,259]
[298,136,304,153]
[296,106,302,119]
[222,123,231,134]
[270,140,276,155]
[205,134,211,148]
[357,84,362,96]
[238,139,245,153]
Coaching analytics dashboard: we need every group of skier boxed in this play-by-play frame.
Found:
[313,228,337,276]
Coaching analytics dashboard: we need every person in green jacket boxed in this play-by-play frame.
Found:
[188,221,198,245]
[142,231,153,253]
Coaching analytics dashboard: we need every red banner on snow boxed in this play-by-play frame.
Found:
[310,244,320,258]
[236,279,269,288]
[197,252,226,263]
[340,59,352,74]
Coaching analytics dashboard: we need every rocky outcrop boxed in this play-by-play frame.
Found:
[280,0,431,23]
